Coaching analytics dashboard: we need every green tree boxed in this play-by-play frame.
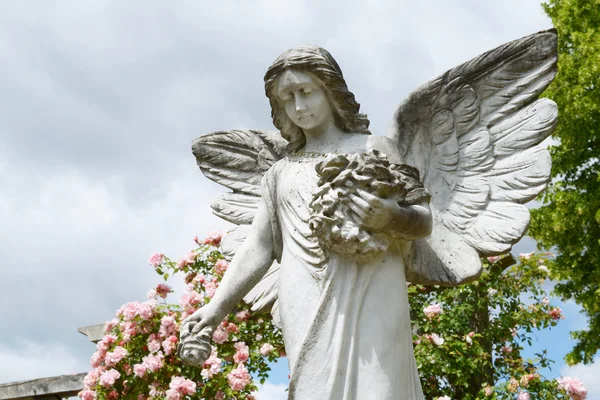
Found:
[529,0,600,365]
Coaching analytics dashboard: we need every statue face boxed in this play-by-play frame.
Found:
[276,69,335,131]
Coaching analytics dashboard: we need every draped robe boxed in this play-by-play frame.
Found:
[262,154,426,400]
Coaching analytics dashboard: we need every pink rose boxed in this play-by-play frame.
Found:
[423,304,442,318]
[549,307,563,320]
[227,323,239,334]
[117,301,153,321]
[97,335,117,353]
[99,369,120,388]
[556,376,588,400]
[148,334,162,353]
[83,369,100,389]
[179,290,203,310]
[137,302,154,321]
[227,364,251,391]
[205,282,218,299]
[204,231,223,246]
[215,259,229,275]
[141,353,164,373]
[148,252,164,268]
[79,389,97,400]
[233,342,250,364]
[487,255,501,263]
[426,333,444,346]
[202,347,222,379]
[212,326,229,344]
[90,351,104,369]
[484,386,494,396]
[165,390,182,400]
[517,392,530,400]
[133,363,146,378]
[104,319,119,333]
[156,283,172,298]
[159,316,177,338]
[177,251,197,270]
[260,343,274,355]
[168,376,197,396]
[162,336,178,356]
[118,303,137,321]
[120,321,138,342]
[193,274,206,285]
[105,346,128,366]
[235,310,251,322]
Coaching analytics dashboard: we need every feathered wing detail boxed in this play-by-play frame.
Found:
[389,29,558,285]
[192,130,287,322]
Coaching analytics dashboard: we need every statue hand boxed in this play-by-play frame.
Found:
[348,188,401,232]
[178,306,220,366]
[181,305,221,338]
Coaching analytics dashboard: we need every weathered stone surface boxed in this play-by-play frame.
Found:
[179,31,558,399]
[77,323,105,343]
[0,373,85,399]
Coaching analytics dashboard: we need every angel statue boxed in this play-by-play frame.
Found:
[179,29,558,399]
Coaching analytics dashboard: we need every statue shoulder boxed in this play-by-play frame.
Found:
[366,135,404,164]
[262,157,289,186]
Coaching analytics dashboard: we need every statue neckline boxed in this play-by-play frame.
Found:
[288,151,361,158]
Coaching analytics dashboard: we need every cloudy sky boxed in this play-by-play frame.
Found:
[1,1,597,398]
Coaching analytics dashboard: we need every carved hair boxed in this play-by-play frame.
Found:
[264,45,371,152]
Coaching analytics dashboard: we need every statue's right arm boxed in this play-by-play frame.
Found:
[184,196,275,334]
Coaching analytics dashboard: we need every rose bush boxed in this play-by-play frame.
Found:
[81,232,587,399]
[80,232,284,399]
[410,252,587,399]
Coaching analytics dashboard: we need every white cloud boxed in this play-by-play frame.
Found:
[255,382,288,400]
[0,159,231,375]
[560,359,600,399]
[0,341,86,382]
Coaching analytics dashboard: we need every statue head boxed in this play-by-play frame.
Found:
[264,45,370,152]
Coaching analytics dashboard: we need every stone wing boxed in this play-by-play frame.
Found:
[388,29,558,285]
[192,129,286,316]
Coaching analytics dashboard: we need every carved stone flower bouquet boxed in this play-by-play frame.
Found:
[309,149,420,262]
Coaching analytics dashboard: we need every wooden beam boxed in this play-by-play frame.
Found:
[0,373,85,399]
